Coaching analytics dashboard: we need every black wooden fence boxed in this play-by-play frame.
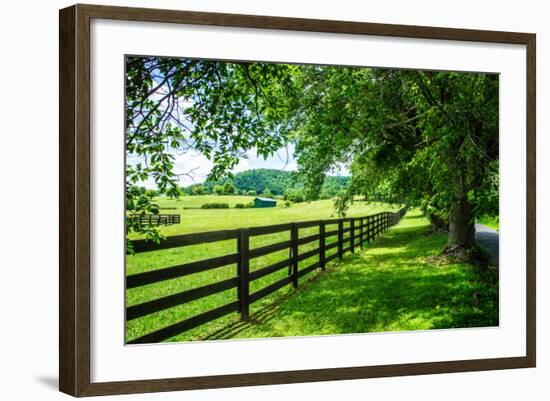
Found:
[126,207,407,344]
[128,213,180,226]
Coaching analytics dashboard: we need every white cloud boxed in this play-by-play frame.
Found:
[281,159,298,171]
[231,157,250,174]
[172,150,213,186]
[127,142,305,190]
[246,147,258,159]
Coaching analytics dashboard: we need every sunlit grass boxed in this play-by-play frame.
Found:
[128,196,398,239]
[126,209,498,342]
[210,211,498,340]
[126,198,401,342]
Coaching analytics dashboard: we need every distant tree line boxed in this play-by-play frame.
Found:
[180,168,350,200]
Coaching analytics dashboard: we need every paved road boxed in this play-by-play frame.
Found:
[475,224,499,266]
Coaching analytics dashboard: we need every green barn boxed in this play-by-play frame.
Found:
[253,197,277,208]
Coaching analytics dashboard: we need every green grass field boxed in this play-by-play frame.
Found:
[126,196,400,342]
[216,212,499,339]
[155,194,257,210]
[125,198,497,343]
[129,195,398,238]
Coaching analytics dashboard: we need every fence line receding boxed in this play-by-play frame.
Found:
[126,208,407,344]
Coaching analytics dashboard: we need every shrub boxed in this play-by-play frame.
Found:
[287,193,305,203]
[284,189,306,203]
[223,182,236,194]
[234,203,245,209]
[278,201,291,208]
[191,185,205,195]
[247,190,257,196]
[201,202,229,209]
[245,202,255,208]
[261,188,273,198]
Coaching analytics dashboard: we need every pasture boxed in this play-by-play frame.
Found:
[128,195,399,238]
[211,213,498,339]
[125,198,497,343]
[126,196,402,342]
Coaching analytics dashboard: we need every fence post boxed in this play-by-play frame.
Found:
[350,218,355,253]
[359,217,364,248]
[291,223,299,288]
[238,228,250,320]
[338,220,344,259]
[319,221,326,270]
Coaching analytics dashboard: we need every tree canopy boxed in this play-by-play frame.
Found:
[286,66,498,251]
[125,57,293,246]
[126,56,499,255]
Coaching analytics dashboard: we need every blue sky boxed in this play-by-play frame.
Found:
[129,142,349,189]
[130,144,298,189]
[173,144,299,186]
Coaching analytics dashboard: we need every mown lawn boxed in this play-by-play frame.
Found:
[155,194,257,210]
[125,197,400,343]
[129,195,397,239]
[126,207,498,343]
[214,212,499,339]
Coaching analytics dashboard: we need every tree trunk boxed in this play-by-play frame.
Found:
[447,194,475,250]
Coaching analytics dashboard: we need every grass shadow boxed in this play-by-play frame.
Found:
[210,213,498,339]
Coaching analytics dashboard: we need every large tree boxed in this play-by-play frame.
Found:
[126,58,499,257]
[286,66,499,255]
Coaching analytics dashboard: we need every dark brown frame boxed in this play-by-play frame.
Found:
[59,3,536,397]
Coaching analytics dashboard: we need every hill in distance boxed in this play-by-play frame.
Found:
[183,168,350,198]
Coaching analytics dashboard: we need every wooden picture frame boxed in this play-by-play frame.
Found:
[59,3,536,397]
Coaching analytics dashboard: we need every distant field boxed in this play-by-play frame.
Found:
[129,195,400,238]
[125,196,402,343]
[156,195,256,210]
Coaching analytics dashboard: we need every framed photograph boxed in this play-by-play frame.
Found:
[59,4,536,397]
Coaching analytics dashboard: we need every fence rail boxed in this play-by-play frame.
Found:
[127,207,407,344]
[128,213,180,226]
